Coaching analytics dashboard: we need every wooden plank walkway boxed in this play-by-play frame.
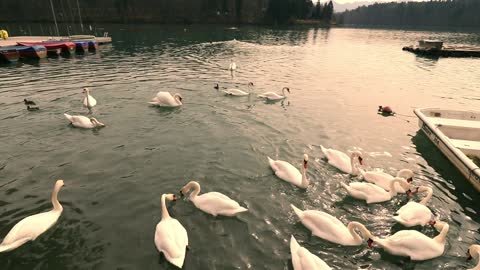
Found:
[0,36,112,47]
[402,45,480,57]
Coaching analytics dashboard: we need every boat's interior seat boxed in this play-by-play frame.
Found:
[430,117,480,129]
[450,139,480,151]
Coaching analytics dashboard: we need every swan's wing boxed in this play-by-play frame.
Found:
[395,202,432,226]
[2,211,60,245]
[274,162,302,186]
[348,182,389,202]
[292,236,327,270]
[68,115,92,128]
[362,171,394,190]
[154,92,176,106]
[324,149,352,173]
[194,193,244,215]
[378,230,440,260]
[88,95,97,106]
[300,211,352,244]
[155,219,187,268]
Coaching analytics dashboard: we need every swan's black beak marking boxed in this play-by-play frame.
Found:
[179,190,184,196]
[406,189,412,196]
[367,238,373,248]
[407,177,413,183]
[358,156,363,165]
[467,248,472,260]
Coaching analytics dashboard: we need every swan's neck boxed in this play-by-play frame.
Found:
[161,194,170,220]
[174,95,181,105]
[433,222,449,244]
[300,165,309,188]
[85,92,91,107]
[51,185,63,212]
[188,182,201,200]
[388,178,405,197]
[420,188,433,205]
[347,222,372,243]
[350,155,358,175]
[281,88,285,96]
[471,249,480,270]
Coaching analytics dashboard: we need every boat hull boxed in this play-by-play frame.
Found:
[0,48,19,63]
[17,45,47,59]
[414,108,480,191]
[18,41,76,56]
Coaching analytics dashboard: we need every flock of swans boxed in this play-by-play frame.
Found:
[2,73,479,270]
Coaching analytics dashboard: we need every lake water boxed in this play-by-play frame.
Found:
[0,24,479,270]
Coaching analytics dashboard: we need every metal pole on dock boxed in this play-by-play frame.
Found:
[49,0,60,36]
[76,0,84,33]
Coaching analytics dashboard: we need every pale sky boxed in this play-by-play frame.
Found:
[334,0,425,3]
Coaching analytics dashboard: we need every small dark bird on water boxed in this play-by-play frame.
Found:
[24,99,36,106]
[378,105,395,116]
[27,105,40,111]
[214,83,219,90]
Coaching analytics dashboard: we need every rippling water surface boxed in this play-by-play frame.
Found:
[1,24,480,270]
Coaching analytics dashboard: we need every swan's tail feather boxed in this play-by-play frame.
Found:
[258,95,266,98]
[290,204,303,218]
[267,157,277,171]
[290,235,300,253]
[148,102,159,105]
[63,113,73,121]
[0,238,30,253]
[392,215,403,224]
[320,145,327,156]
[359,168,366,178]
[236,207,248,214]
[340,182,349,191]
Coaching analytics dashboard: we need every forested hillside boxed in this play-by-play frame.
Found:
[338,0,480,27]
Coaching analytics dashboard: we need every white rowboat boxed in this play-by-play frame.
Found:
[414,108,480,192]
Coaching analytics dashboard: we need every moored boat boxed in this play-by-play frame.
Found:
[0,47,20,63]
[73,41,89,53]
[414,108,480,191]
[18,41,76,56]
[17,45,47,59]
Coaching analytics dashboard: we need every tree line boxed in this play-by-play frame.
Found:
[338,0,480,27]
[266,0,334,24]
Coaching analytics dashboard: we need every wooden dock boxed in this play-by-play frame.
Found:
[402,45,480,58]
[0,36,112,47]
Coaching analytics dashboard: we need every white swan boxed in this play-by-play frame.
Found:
[290,235,332,270]
[268,154,309,189]
[64,113,105,129]
[393,186,435,227]
[320,145,363,175]
[290,204,373,246]
[229,59,237,71]
[341,178,410,204]
[370,221,449,261]
[0,180,65,253]
[223,82,254,96]
[360,169,414,193]
[149,91,183,107]
[154,194,188,269]
[179,181,248,217]
[467,244,480,270]
[82,88,97,108]
[258,87,290,101]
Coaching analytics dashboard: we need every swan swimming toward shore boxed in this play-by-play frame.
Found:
[154,194,188,268]
[180,181,248,216]
[149,91,183,107]
[268,154,309,188]
[320,145,363,175]
[82,88,97,109]
[64,113,105,129]
[291,204,373,246]
[258,87,290,101]
[290,235,332,270]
